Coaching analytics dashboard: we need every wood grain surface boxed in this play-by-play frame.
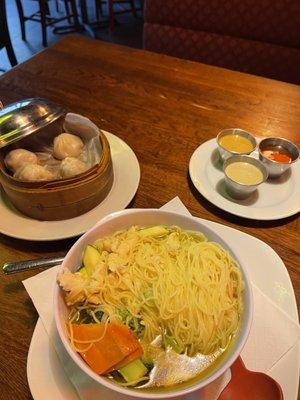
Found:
[0,36,299,400]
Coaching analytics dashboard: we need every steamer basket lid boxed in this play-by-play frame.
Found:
[0,98,65,148]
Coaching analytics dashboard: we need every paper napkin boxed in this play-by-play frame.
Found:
[23,197,300,400]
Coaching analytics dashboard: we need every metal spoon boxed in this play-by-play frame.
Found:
[218,357,283,400]
[2,256,64,274]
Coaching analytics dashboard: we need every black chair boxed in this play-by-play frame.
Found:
[0,0,17,68]
[15,0,82,47]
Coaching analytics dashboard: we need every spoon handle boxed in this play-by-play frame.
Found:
[2,256,64,274]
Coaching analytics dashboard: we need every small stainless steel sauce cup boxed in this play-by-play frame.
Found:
[258,137,299,178]
[217,128,257,162]
[223,155,268,199]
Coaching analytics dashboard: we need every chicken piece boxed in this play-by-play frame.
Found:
[165,232,180,253]
[57,269,89,305]
[58,268,105,305]
[107,253,125,272]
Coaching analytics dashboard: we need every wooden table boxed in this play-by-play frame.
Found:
[0,36,299,400]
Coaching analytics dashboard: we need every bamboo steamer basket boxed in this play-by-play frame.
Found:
[0,98,113,221]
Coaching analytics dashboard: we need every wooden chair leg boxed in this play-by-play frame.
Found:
[15,0,26,41]
[45,0,50,15]
[94,0,102,21]
[69,0,80,29]
[108,0,114,33]
[94,0,99,21]
[99,0,104,17]
[79,0,89,24]
[130,0,137,17]
[6,40,18,67]
[39,0,48,47]
[2,1,18,66]
[64,0,71,24]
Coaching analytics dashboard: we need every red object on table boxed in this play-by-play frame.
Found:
[218,357,283,400]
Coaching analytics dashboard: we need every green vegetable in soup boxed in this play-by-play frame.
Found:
[118,358,148,383]
[82,245,102,275]
[138,226,168,238]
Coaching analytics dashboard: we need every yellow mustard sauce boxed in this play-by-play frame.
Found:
[225,162,263,185]
[219,134,254,153]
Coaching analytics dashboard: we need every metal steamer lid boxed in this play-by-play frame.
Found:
[0,98,65,148]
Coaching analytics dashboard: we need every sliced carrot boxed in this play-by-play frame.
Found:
[70,323,123,374]
[69,322,143,375]
[111,346,143,371]
[70,323,107,342]
[108,322,141,356]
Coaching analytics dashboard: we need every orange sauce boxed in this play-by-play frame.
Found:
[262,150,291,164]
[219,135,254,153]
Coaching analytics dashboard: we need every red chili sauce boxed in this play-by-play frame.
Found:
[262,146,292,164]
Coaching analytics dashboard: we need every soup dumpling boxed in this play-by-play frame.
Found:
[60,157,88,178]
[5,149,38,172]
[14,164,55,181]
[53,133,84,160]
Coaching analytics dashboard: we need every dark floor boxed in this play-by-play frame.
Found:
[1,0,143,72]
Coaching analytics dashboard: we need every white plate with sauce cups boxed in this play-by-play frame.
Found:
[223,155,268,199]
[54,209,253,399]
[217,128,257,162]
[258,137,299,178]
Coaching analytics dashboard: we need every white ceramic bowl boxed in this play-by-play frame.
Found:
[54,209,253,399]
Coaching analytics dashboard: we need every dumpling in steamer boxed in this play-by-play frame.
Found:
[5,149,38,172]
[60,157,88,178]
[14,164,55,181]
[53,133,84,160]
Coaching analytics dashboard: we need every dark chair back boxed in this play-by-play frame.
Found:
[0,0,17,66]
[144,0,300,84]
